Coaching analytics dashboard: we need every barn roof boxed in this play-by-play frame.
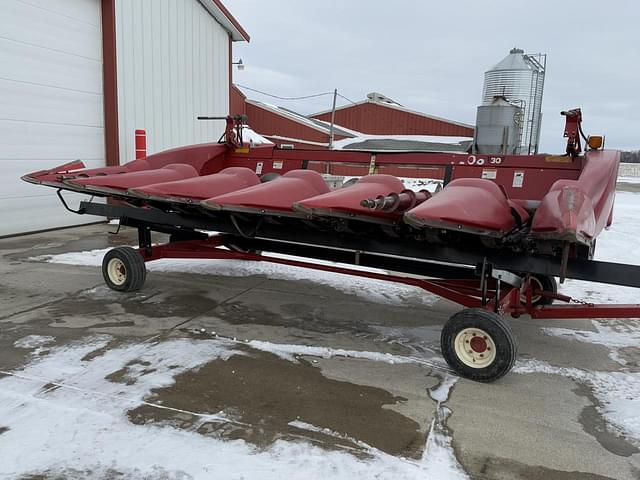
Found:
[312,98,474,130]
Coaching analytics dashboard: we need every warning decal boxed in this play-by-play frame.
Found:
[512,171,525,188]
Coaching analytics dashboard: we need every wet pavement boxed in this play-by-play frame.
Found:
[0,223,639,479]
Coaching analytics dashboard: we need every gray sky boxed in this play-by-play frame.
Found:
[224,0,640,153]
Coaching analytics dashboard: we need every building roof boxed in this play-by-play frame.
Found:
[245,99,357,138]
[312,97,474,131]
[201,0,250,42]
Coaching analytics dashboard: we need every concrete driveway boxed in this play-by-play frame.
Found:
[0,224,638,479]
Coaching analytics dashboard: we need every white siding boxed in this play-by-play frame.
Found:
[115,0,230,164]
[0,0,105,236]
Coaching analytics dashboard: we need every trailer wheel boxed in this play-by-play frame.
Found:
[102,247,147,292]
[441,308,517,382]
[521,275,557,306]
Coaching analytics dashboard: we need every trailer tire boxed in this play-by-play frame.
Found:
[441,308,517,382]
[522,274,557,306]
[102,247,147,292]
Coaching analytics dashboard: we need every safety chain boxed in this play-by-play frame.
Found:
[569,296,595,306]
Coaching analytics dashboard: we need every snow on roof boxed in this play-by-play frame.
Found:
[241,126,273,145]
[332,134,472,153]
[245,99,357,138]
[312,98,475,130]
[312,119,364,137]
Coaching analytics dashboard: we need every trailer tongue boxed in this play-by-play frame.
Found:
[22,110,640,382]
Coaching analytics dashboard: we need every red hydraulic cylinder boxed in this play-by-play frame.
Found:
[135,129,147,159]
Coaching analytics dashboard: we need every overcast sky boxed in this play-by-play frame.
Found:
[224,0,639,153]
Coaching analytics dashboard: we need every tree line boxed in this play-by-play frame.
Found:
[621,150,640,163]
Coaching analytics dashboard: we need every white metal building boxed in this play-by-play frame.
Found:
[0,0,248,237]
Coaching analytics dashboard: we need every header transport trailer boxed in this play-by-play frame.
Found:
[22,110,640,382]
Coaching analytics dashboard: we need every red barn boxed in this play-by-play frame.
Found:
[311,92,474,137]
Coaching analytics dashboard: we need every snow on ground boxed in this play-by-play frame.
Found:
[32,250,438,308]
[241,338,448,371]
[543,320,640,365]
[526,190,640,446]
[514,359,640,446]
[13,335,56,351]
[559,191,640,304]
[422,374,465,479]
[342,176,443,194]
[0,336,465,479]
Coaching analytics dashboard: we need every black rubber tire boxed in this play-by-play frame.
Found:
[526,274,557,306]
[440,308,518,382]
[102,246,147,292]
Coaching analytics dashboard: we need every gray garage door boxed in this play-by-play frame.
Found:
[0,0,105,237]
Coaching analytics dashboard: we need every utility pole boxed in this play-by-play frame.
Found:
[328,88,337,149]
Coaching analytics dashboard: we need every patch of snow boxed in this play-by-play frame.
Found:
[289,419,468,479]
[428,374,458,403]
[422,374,467,479]
[514,359,640,446]
[241,126,273,146]
[289,420,376,451]
[401,177,443,193]
[312,119,364,137]
[542,320,640,365]
[422,407,467,480]
[341,176,443,194]
[244,339,446,371]
[32,249,438,308]
[13,335,56,350]
[0,336,466,479]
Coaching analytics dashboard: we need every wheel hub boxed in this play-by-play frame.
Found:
[107,258,127,286]
[521,276,543,304]
[454,327,497,369]
[469,336,488,353]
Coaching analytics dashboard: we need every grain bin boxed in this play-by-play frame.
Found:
[481,48,546,154]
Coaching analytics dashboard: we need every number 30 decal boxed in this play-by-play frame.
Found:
[467,156,503,165]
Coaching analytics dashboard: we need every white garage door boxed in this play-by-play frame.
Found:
[0,0,105,237]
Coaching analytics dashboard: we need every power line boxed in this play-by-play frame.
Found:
[336,93,358,105]
[235,83,359,106]
[235,84,333,101]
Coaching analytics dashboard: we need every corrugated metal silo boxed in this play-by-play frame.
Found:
[482,48,546,154]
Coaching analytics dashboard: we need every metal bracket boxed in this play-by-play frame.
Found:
[56,189,86,214]
[109,218,123,235]
[491,269,522,288]
[138,225,152,256]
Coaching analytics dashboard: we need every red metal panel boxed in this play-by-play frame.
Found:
[378,166,444,180]
[230,85,246,117]
[313,102,474,137]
